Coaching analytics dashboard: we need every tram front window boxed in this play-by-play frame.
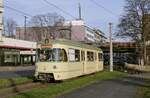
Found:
[39,48,67,62]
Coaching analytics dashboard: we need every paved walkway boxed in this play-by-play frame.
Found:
[56,74,149,98]
[129,73,150,79]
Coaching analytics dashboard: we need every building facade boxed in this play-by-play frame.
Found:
[64,20,107,43]
[94,29,107,44]
[16,26,71,42]
[64,20,86,42]
[15,20,107,44]
[85,26,95,42]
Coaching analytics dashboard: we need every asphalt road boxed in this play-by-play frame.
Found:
[0,70,35,79]
[56,76,148,98]
[0,66,35,79]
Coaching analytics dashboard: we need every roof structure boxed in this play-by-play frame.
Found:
[39,39,101,51]
[0,37,36,50]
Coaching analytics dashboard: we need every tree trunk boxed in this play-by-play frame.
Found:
[142,15,148,66]
[143,39,147,65]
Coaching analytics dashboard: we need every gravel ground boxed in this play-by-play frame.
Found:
[56,75,148,98]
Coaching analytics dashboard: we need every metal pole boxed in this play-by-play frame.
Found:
[78,3,82,20]
[24,16,27,40]
[109,23,113,72]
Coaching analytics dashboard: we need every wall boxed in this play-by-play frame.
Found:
[65,20,86,42]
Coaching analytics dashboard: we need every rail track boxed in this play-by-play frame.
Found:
[0,72,110,98]
[0,82,51,98]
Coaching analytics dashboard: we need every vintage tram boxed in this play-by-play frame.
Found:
[34,39,103,81]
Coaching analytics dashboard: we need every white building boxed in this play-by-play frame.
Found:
[93,29,107,43]
[85,26,95,42]
[63,20,105,43]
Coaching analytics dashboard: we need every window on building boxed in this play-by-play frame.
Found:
[87,34,94,39]
[98,53,103,61]
[87,51,94,61]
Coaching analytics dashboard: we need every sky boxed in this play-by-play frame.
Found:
[3,0,125,39]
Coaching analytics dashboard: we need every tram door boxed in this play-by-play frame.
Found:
[81,51,85,74]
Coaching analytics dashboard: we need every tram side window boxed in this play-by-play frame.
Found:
[68,49,75,62]
[75,50,80,62]
[39,48,67,62]
[60,49,68,62]
[87,51,94,61]
[68,49,80,62]
[98,53,103,61]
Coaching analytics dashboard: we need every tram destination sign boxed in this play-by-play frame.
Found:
[41,44,53,48]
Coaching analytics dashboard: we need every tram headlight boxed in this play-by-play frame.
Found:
[53,65,57,69]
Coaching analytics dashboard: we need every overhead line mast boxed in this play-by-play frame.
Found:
[78,3,82,20]
[109,23,113,72]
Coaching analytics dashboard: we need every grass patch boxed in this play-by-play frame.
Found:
[135,82,150,98]
[0,77,33,88]
[10,71,127,98]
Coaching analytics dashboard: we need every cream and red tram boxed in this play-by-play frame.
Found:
[35,39,103,81]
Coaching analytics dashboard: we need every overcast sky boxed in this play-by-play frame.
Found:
[4,0,125,38]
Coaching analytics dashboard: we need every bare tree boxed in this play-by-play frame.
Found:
[5,18,17,38]
[116,0,150,65]
[28,13,65,41]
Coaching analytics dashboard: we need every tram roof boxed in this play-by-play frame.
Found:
[38,39,102,51]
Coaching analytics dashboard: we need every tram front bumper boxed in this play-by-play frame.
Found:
[36,73,54,80]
